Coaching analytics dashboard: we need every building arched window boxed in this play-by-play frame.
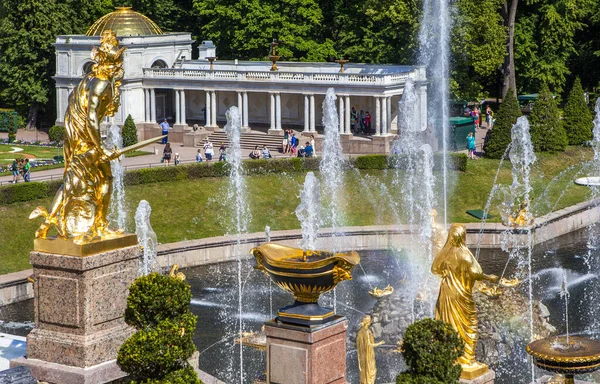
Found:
[151,60,168,69]
[82,61,94,75]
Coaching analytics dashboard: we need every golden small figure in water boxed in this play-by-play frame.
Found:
[357,314,385,384]
[30,30,126,242]
[508,200,534,228]
[431,223,498,377]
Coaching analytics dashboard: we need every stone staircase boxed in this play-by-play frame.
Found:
[206,130,285,152]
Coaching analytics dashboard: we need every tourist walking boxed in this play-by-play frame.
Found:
[196,149,203,162]
[360,110,366,134]
[351,107,357,133]
[203,138,214,161]
[163,143,172,166]
[486,105,493,129]
[310,135,316,157]
[289,132,298,156]
[11,158,18,183]
[23,159,31,182]
[174,153,180,165]
[160,119,170,144]
[218,142,227,161]
[467,132,476,159]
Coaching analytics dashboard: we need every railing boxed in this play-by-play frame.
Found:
[143,68,411,86]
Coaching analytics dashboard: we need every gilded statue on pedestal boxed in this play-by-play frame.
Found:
[507,200,534,228]
[30,30,160,245]
[431,223,498,378]
[357,314,385,384]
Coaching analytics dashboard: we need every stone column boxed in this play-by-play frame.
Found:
[338,97,344,134]
[275,93,282,130]
[205,91,211,127]
[375,96,381,136]
[181,90,187,126]
[387,96,392,135]
[174,90,180,125]
[310,94,316,132]
[211,90,217,127]
[270,93,276,130]
[304,95,309,132]
[264,318,348,384]
[11,237,140,384]
[242,91,249,128]
[237,92,243,115]
[344,95,351,134]
[418,84,428,132]
[381,95,388,135]
[150,89,156,122]
[144,89,150,122]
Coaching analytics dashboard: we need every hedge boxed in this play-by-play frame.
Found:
[0,154,467,205]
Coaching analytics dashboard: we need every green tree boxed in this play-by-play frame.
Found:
[48,125,66,142]
[193,0,335,61]
[396,318,464,383]
[514,0,591,94]
[450,0,507,101]
[122,115,139,147]
[529,84,567,152]
[0,0,73,129]
[563,77,593,145]
[484,88,522,158]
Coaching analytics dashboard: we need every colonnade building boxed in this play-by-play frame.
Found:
[54,7,428,153]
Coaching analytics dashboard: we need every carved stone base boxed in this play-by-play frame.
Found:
[264,316,348,384]
[11,243,139,383]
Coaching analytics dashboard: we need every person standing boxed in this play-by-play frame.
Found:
[310,135,316,157]
[203,138,214,162]
[218,142,227,161]
[467,132,476,159]
[289,132,298,156]
[174,153,180,165]
[196,149,203,162]
[163,143,172,166]
[486,105,493,129]
[23,159,31,182]
[365,112,372,135]
[351,107,357,133]
[11,158,19,183]
[282,129,289,153]
[160,119,170,144]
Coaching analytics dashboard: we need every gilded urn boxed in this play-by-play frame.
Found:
[252,243,360,326]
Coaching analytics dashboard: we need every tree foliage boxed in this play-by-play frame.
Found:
[122,115,139,147]
[48,125,66,142]
[563,77,593,145]
[529,84,568,152]
[396,318,464,383]
[484,88,522,158]
[118,272,201,384]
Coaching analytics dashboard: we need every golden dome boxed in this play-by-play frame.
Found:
[86,7,163,37]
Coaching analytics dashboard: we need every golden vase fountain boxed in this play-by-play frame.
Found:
[252,243,359,326]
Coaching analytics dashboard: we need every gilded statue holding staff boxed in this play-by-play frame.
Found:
[431,223,498,378]
[30,30,161,245]
[357,314,385,384]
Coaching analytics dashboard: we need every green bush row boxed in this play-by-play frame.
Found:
[0,154,467,205]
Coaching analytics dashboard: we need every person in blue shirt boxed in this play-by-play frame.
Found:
[289,132,298,155]
[304,142,313,157]
[467,132,476,159]
[159,119,170,144]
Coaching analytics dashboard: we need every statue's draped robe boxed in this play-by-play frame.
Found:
[357,327,377,384]
[432,245,483,365]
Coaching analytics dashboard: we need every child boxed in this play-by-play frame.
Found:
[196,149,203,162]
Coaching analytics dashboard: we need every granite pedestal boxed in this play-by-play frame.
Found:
[10,239,139,384]
[264,316,348,384]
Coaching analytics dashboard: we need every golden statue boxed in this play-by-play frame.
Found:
[507,200,534,228]
[368,285,394,299]
[357,315,385,384]
[431,223,498,379]
[430,209,447,258]
[30,30,161,246]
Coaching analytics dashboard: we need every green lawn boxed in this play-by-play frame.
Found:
[0,147,594,274]
[0,144,62,164]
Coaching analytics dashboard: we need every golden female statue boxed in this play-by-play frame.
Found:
[431,223,498,378]
[357,315,384,384]
[30,30,125,242]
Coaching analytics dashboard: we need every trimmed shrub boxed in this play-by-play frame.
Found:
[118,272,201,383]
[122,115,139,148]
[484,88,521,158]
[124,272,192,329]
[530,84,568,152]
[48,125,65,142]
[396,318,464,383]
[563,77,593,145]
[355,154,389,170]
[0,180,62,204]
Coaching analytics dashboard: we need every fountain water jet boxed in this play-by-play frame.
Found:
[106,122,126,230]
[134,200,158,275]
[224,106,250,383]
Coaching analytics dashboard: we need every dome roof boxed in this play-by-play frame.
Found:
[86,7,164,37]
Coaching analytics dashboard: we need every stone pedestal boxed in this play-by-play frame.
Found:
[264,317,348,384]
[268,129,284,136]
[11,240,139,384]
[460,369,495,384]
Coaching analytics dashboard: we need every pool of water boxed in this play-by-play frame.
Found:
[2,227,599,383]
